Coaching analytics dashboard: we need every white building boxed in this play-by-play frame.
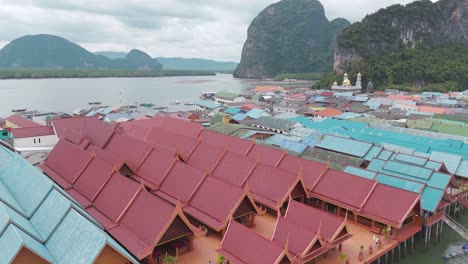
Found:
[11,126,58,154]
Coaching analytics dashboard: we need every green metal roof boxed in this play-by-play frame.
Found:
[421,187,444,213]
[215,91,239,99]
[316,135,372,158]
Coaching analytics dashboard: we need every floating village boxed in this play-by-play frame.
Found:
[0,73,467,264]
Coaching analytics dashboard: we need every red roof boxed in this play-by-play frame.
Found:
[211,152,256,187]
[272,217,321,258]
[248,163,301,210]
[418,106,446,114]
[313,108,343,117]
[155,161,206,204]
[71,158,114,204]
[52,116,98,138]
[105,133,152,170]
[122,117,203,138]
[242,103,262,112]
[184,177,250,231]
[134,150,177,189]
[42,139,92,186]
[360,184,420,227]
[247,144,285,167]
[217,221,286,264]
[320,91,333,97]
[145,127,198,159]
[311,169,376,210]
[277,155,328,190]
[11,126,54,138]
[284,201,347,243]
[199,129,254,155]
[5,114,42,128]
[187,142,225,172]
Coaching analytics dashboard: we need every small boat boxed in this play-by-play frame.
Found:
[153,107,168,110]
[170,100,181,105]
[443,252,462,260]
[11,108,27,112]
[88,101,102,105]
[139,102,155,107]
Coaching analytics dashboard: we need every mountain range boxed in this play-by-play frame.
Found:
[0,34,162,70]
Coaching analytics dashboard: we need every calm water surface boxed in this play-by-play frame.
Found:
[0,74,315,116]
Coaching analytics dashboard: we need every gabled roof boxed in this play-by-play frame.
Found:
[248,163,303,210]
[5,115,42,128]
[311,169,376,210]
[360,184,420,227]
[284,201,351,245]
[252,116,297,131]
[184,177,258,231]
[11,126,55,139]
[0,145,137,264]
[127,117,203,137]
[145,127,198,159]
[217,221,288,264]
[247,144,285,167]
[199,129,254,155]
[277,155,328,191]
[105,133,153,170]
[211,152,256,187]
[187,142,225,172]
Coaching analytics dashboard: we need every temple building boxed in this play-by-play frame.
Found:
[331,73,362,93]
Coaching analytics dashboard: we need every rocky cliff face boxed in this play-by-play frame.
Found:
[234,0,349,79]
[334,0,468,74]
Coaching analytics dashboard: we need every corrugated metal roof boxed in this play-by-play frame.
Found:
[195,100,221,109]
[279,140,308,154]
[344,166,377,180]
[316,135,372,158]
[246,109,268,119]
[376,174,424,193]
[455,160,468,178]
[224,107,242,115]
[232,112,247,121]
[394,153,427,166]
[430,151,462,175]
[421,188,444,212]
[364,146,382,161]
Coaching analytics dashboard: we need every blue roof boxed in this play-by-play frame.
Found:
[97,107,113,115]
[364,101,381,110]
[301,135,319,147]
[0,146,138,263]
[421,187,444,212]
[316,135,372,158]
[347,96,368,102]
[232,112,247,121]
[265,134,297,146]
[364,146,382,161]
[85,110,97,117]
[334,112,364,120]
[246,109,267,119]
[280,140,308,154]
[376,173,424,193]
[224,107,242,115]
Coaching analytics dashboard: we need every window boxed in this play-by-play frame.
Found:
[34,139,36,144]
[38,138,41,144]
[1,132,7,136]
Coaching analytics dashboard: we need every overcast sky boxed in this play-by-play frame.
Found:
[0,0,434,62]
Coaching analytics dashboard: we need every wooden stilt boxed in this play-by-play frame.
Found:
[411,235,414,253]
[424,226,428,252]
[398,244,401,261]
[428,225,432,248]
[404,240,407,257]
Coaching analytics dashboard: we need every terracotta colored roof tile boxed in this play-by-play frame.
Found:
[311,169,376,210]
[361,184,419,227]
[187,142,225,172]
[52,116,98,138]
[81,119,118,148]
[5,114,42,128]
[247,144,285,167]
[249,163,299,209]
[199,130,254,155]
[156,161,206,204]
[217,221,286,264]
[62,129,84,145]
[11,126,54,138]
[145,127,198,159]
[124,117,203,138]
[277,155,328,190]
[44,139,92,184]
[87,145,122,167]
[105,133,153,170]
[211,152,256,187]
[313,108,343,117]
[93,173,141,222]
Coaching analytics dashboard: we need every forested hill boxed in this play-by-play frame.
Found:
[0,34,162,70]
[234,0,349,78]
[332,0,468,91]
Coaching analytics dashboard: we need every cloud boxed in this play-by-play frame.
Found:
[0,0,436,62]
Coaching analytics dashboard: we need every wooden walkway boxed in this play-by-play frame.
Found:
[443,213,468,240]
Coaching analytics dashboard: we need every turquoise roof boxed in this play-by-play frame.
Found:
[364,146,382,161]
[316,135,372,158]
[429,151,462,175]
[377,150,393,160]
[0,146,138,263]
[383,161,432,180]
[280,140,308,154]
[224,107,242,115]
[376,174,424,193]
[421,188,444,212]
[246,109,267,119]
[232,112,247,121]
[394,153,427,166]
[344,166,377,180]
[455,160,468,178]
[195,100,221,109]
[265,134,300,146]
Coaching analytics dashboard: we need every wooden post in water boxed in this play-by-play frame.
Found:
[424,226,428,252]
[404,240,407,257]
[398,244,401,261]
[428,225,432,248]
